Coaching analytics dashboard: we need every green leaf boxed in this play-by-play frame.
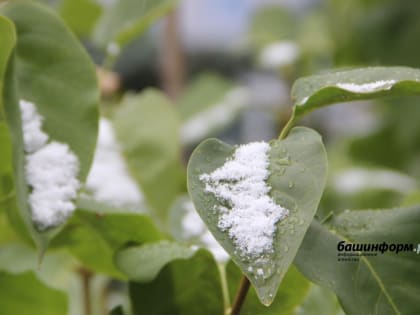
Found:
[292,67,420,118]
[177,73,233,121]
[1,2,99,180]
[296,285,345,315]
[250,7,296,49]
[187,127,328,305]
[0,2,99,247]
[59,0,102,38]
[110,305,125,315]
[0,16,16,216]
[114,89,185,223]
[0,271,67,315]
[129,250,224,315]
[227,262,311,315]
[52,203,162,278]
[115,240,196,282]
[93,0,179,48]
[295,206,420,315]
[178,73,248,145]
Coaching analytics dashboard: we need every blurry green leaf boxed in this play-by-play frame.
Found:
[115,240,196,282]
[227,262,311,315]
[0,16,16,218]
[0,271,67,315]
[0,2,99,248]
[59,0,102,37]
[52,204,162,277]
[129,250,224,315]
[0,211,19,244]
[114,89,184,222]
[177,73,233,121]
[93,0,179,47]
[178,73,248,145]
[110,305,125,315]
[188,127,327,305]
[296,285,345,315]
[292,67,420,118]
[250,7,296,49]
[402,191,420,207]
[296,206,420,315]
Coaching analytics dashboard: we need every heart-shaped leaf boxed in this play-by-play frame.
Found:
[187,127,327,305]
[292,67,420,118]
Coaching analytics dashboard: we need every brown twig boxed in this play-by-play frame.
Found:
[160,10,186,101]
[78,268,93,315]
[230,276,251,315]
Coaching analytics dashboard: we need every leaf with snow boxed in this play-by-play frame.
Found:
[187,127,327,306]
[85,118,143,209]
[1,2,99,249]
[292,67,420,118]
[20,100,80,231]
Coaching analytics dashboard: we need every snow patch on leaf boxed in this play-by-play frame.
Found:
[336,80,396,93]
[20,100,80,230]
[199,142,289,260]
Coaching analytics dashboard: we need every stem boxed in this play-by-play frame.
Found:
[79,268,93,315]
[217,264,231,315]
[230,276,251,315]
[278,111,296,140]
[160,10,186,100]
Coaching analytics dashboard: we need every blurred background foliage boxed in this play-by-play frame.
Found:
[2,0,420,314]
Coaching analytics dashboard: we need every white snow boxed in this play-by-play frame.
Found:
[199,142,289,259]
[86,118,143,208]
[19,100,48,153]
[26,143,80,229]
[181,200,229,263]
[106,42,121,56]
[334,168,417,194]
[336,80,396,93]
[19,100,80,230]
[180,87,249,145]
[259,41,300,69]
